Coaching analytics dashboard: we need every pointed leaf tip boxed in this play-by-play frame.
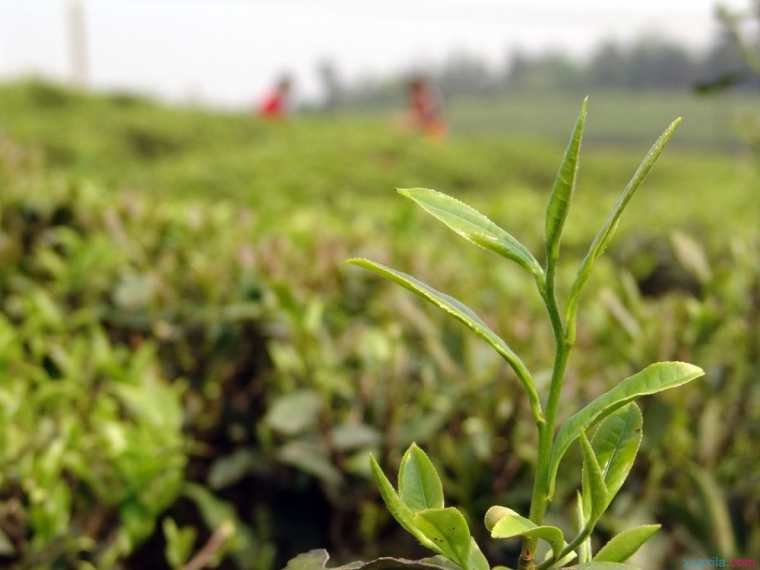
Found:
[398,443,444,512]
[348,258,543,420]
[594,524,661,562]
[397,187,543,277]
[547,361,703,497]
[545,98,588,269]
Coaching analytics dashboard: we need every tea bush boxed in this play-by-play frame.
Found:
[0,81,758,568]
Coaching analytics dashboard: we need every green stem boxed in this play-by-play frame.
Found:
[519,264,572,570]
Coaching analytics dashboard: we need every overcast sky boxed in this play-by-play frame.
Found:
[0,0,748,107]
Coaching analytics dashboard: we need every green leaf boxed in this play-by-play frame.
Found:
[398,188,543,278]
[163,518,197,569]
[575,492,592,563]
[547,361,703,497]
[485,506,565,559]
[689,465,737,557]
[594,524,661,562]
[565,117,683,342]
[398,443,445,512]
[545,97,588,269]
[279,440,343,487]
[465,538,491,570]
[283,550,460,569]
[413,508,472,568]
[369,454,440,553]
[592,403,643,504]
[348,258,542,420]
[265,390,322,435]
[580,432,608,524]
[563,562,641,570]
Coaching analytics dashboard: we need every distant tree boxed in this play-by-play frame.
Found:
[695,2,760,93]
[588,40,627,88]
[438,50,492,96]
[625,36,697,89]
[506,50,583,91]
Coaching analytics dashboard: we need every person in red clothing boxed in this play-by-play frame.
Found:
[257,75,293,119]
[406,76,447,139]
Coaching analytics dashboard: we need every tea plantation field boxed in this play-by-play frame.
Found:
[0,80,758,569]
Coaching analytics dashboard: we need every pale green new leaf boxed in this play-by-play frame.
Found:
[545,97,588,269]
[369,454,440,553]
[580,432,608,523]
[348,258,542,420]
[398,188,543,278]
[485,506,565,559]
[398,443,444,512]
[413,508,472,568]
[594,524,661,562]
[592,403,643,504]
[547,361,703,496]
[565,118,683,341]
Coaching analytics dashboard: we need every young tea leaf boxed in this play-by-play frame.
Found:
[348,258,542,421]
[565,118,683,342]
[369,454,440,553]
[398,188,543,278]
[485,506,565,559]
[592,402,643,504]
[398,443,445,512]
[580,432,608,524]
[546,361,703,497]
[545,97,588,270]
[413,508,472,568]
[593,524,661,562]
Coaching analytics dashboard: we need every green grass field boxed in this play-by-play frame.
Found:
[446,90,760,150]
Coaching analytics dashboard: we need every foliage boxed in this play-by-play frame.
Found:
[287,101,707,569]
[0,81,758,568]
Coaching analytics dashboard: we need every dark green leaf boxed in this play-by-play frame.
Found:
[547,361,703,497]
[398,443,445,512]
[398,188,543,278]
[594,524,661,562]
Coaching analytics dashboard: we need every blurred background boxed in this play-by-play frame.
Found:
[0,1,758,569]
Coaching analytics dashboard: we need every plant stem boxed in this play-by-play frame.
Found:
[519,265,571,570]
